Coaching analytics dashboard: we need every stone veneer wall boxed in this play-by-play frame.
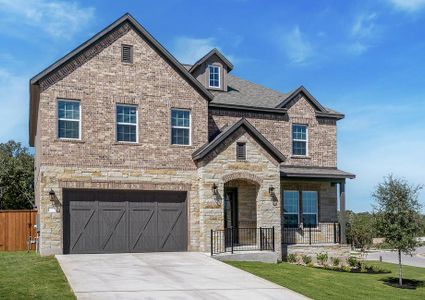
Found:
[37,166,199,255]
[196,128,282,257]
[225,179,258,228]
[283,244,351,261]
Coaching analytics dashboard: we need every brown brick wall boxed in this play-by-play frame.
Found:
[209,97,337,168]
[36,27,208,171]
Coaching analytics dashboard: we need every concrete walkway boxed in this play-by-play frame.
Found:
[365,246,425,268]
[56,252,308,300]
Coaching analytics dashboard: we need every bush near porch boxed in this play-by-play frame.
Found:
[0,252,75,299]
[227,261,425,300]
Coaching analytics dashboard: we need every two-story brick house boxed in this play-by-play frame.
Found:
[29,14,354,259]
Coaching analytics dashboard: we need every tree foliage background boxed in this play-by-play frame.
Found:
[0,140,34,209]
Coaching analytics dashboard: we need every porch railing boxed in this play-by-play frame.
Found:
[282,222,340,245]
[210,227,275,255]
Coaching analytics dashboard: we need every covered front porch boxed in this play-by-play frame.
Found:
[280,166,355,258]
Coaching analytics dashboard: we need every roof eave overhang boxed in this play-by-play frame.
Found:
[280,172,356,180]
[209,102,287,114]
[189,48,234,73]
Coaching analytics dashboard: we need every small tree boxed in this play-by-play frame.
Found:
[373,175,423,287]
[346,212,375,255]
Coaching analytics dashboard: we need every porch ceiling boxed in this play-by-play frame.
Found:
[280,166,355,180]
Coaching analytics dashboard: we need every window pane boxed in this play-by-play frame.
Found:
[209,66,220,87]
[172,128,189,145]
[292,125,307,140]
[284,214,298,228]
[303,214,317,227]
[117,124,137,142]
[283,191,299,213]
[302,191,318,213]
[58,101,79,120]
[117,105,137,124]
[171,110,190,127]
[58,120,79,139]
[293,141,306,155]
[283,191,299,227]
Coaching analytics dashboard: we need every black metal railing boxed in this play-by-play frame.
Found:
[211,227,275,255]
[282,222,340,245]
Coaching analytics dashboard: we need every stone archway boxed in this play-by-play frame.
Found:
[222,172,263,186]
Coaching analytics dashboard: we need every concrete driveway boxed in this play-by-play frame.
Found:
[365,246,425,268]
[56,252,308,300]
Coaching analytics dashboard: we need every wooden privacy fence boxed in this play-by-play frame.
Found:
[0,210,37,251]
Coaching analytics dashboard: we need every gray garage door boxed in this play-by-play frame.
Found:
[63,189,187,254]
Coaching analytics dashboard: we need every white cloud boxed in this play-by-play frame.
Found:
[348,13,379,55]
[387,0,425,12]
[0,69,28,144]
[279,26,313,65]
[172,36,238,65]
[0,0,95,39]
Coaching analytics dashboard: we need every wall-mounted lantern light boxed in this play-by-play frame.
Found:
[212,183,218,196]
[49,189,56,204]
[269,186,275,195]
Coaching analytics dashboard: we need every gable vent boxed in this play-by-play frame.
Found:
[236,142,246,160]
[121,45,133,63]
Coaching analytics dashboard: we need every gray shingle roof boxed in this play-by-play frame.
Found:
[281,166,355,179]
[211,74,290,108]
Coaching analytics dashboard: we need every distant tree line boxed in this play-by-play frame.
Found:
[0,140,34,209]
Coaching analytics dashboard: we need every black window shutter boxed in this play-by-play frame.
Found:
[122,45,133,63]
[236,142,246,160]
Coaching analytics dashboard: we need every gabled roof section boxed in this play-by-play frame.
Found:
[29,13,214,146]
[276,86,326,112]
[189,48,234,73]
[192,118,285,163]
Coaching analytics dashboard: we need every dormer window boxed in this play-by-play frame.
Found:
[208,65,220,88]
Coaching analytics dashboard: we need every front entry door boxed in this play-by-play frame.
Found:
[224,188,238,246]
[224,188,238,229]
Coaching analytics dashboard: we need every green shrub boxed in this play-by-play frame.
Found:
[287,254,297,263]
[342,265,351,272]
[316,252,328,266]
[331,257,341,267]
[347,256,358,267]
[302,255,312,265]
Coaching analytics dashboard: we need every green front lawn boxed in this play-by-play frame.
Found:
[0,252,75,300]
[228,261,425,300]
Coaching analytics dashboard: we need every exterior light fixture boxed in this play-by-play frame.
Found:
[49,189,56,204]
[269,186,275,195]
[212,183,218,196]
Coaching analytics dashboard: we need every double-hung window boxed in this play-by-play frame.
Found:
[171,109,191,145]
[302,191,318,227]
[58,100,80,139]
[292,124,307,156]
[208,65,220,88]
[283,191,299,228]
[116,105,137,142]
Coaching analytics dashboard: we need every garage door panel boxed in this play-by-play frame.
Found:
[158,202,187,252]
[99,205,128,253]
[64,189,187,254]
[129,202,157,252]
[69,205,98,254]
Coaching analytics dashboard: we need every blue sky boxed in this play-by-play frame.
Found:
[0,0,424,212]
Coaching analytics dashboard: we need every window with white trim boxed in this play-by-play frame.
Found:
[116,104,137,142]
[171,109,191,145]
[283,191,299,228]
[292,124,307,156]
[208,65,220,88]
[58,100,80,139]
[302,191,318,227]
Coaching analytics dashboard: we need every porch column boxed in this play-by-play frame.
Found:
[339,180,347,244]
